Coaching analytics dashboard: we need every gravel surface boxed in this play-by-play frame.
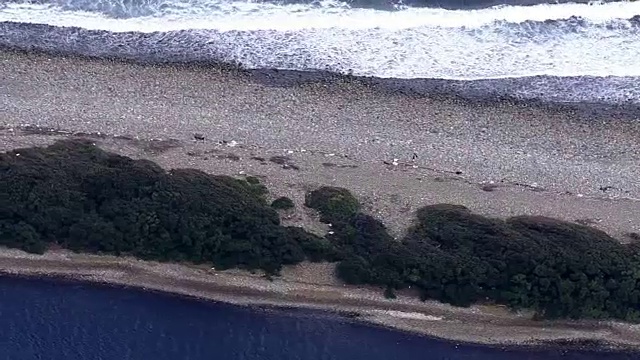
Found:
[2,49,640,238]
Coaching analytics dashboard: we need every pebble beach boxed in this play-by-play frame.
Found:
[2,48,640,347]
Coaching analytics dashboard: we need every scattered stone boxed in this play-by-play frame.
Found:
[322,162,357,169]
[217,153,240,161]
[251,156,266,162]
[575,218,601,226]
[269,155,290,165]
[193,133,205,141]
[269,155,299,170]
[481,183,500,192]
[282,164,300,171]
[220,139,238,147]
[627,232,640,241]
[139,138,182,154]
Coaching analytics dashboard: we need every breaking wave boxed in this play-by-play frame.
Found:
[1,0,639,103]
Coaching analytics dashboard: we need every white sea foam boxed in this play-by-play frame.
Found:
[2,1,639,31]
[0,0,639,80]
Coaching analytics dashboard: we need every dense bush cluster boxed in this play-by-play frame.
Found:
[305,187,640,321]
[0,140,327,274]
[3,140,640,322]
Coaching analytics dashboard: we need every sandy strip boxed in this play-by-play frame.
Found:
[1,248,640,350]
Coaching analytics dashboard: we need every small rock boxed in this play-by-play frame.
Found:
[481,183,500,192]
[193,133,205,141]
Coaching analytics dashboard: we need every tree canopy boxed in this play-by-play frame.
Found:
[0,140,327,274]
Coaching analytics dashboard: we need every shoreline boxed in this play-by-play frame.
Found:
[2,46,639,120]
[2,248,640,352]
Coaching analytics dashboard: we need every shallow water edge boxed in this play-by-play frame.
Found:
[0,271,634,355]
[1,249,640,354]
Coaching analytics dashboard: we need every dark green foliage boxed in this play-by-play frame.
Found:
[304,187,360,225]
[284,226,341,262]
[384,287,397,299]
[0,140,324,274]
[238,176,269,201]
[5,143,640,322]
[271,196,295,210]
[245,176,261,185]
[304,186,640,322]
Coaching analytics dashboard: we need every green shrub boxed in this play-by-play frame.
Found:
[271,196,295,210]
[384,287,397,299]
[304,187,360,225]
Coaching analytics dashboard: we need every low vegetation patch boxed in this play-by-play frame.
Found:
[271,196,295,210]
[304,186,360,225]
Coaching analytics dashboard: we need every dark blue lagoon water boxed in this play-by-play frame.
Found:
[0,276,637,360]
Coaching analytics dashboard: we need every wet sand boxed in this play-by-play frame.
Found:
[2,49,640,347]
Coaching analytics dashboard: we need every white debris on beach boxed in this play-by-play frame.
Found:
[372,310,443,321]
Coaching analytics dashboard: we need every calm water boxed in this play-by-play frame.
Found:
[0,276,637,360]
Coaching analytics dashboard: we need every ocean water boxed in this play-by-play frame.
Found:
[0,276,638,360]
[0,0,639,104]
